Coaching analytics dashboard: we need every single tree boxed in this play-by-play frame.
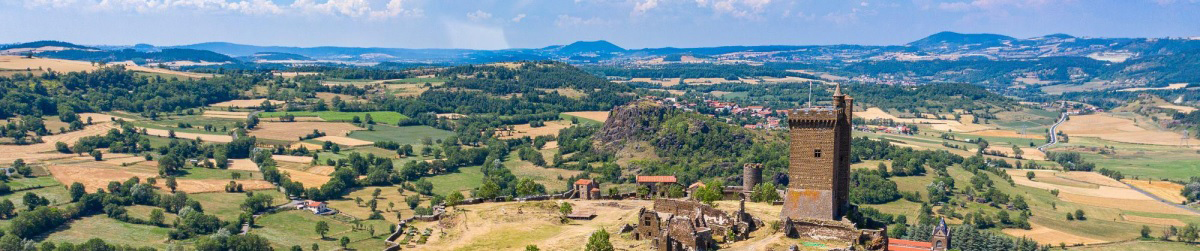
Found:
[315,221,330,239]
[585,229,615,251]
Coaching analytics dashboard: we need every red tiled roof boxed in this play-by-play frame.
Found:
[888,239,933,250]
[637,176,678,183]
[305,200,325,207]
[887,245,930,251]
[575,179,593,185]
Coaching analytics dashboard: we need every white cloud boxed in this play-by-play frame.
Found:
[467,10,492,21]
[633,0,658,14]
[704,0,772,18]
[20,0,419,19]
[444,20,509,49]
[511,13,527,22]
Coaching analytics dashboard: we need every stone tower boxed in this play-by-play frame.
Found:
[780,84,853,222]
[931,218,951,251]
[742,163,763,194]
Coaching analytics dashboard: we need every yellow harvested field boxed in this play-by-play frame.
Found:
[305,166,336,175]
[201,111,249,119]
[497,121,572,139]
[436,113,467,119]
[0,123,118,163]
[1002,223,1105,245]
[537,88,586,98]
[562,111,611,123]
[967,129,1045,139]
[226,159,259,171]
[986,146,1046,160]
[0,56,212,78]
[47,163,274,193]
[208,99,286,108]
[273,72,319,78]
[140,127,233,143]
[289,142,324,150]
[1059,113,1200,146]
[1157,105,1197,113]
[280,169,331,187]
[1119,83,1190,92]
[271,155,313,163]
[78,113,131,122]
[1007,170,1147,199]
[1056,171,1129,188]
[314,136,373,146]
[101,156,146,166]
[1125,180,1189,204]
[1122,214,1187,227]
[1059,192,1197,215]
[316,92,362,103]
[626,77,680,86]
[247,122,362,141]
[854,108,992,132]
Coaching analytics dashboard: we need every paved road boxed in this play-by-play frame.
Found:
[1038,112,1069,153]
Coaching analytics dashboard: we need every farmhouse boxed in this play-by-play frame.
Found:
[574,179,601,200]
[298,200,331,214]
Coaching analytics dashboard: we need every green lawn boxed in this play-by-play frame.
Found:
[253,210,393,250]
[129,115,243,136]
[44,215,174,249]
[558,113,604,126]
[423,166,484,197]
[346,125,454,145]
[190,190,287,221]
[5,176,62,189]
[1051,136,1200,181]
[258,111,409,124]
[176,167,262,180]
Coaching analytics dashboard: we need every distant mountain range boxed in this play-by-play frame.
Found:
[5,32,1200,67]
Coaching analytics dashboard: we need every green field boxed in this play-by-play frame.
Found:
[190,190,288,221]
[346,125,454,145]
[1051,136,1200,181]
[44,215,174,249]
[130,115,244,136]
[424,166,484,196]
[176,166,263,180]
[258,111,410,124]
[253,210,393,250]
[558,113,604,126]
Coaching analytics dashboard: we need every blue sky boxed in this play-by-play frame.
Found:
[3,0,1199,49]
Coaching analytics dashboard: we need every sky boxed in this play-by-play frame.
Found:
[3,0,1200,49]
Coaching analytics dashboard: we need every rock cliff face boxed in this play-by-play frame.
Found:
[594,100,753,159]
[593,100,673,153]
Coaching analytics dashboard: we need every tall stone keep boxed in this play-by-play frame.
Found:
[780,84,853,222]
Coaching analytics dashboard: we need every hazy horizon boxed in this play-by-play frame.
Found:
[4,0,1200,49]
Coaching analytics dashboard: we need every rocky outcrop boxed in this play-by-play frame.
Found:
[594,100,673,152]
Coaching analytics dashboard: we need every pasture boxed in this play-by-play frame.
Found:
[258,111,409,125]
[346,125,454,146]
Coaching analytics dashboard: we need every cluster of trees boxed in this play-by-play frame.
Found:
[1182,177,1200,203]
[585,63,811,79]
[1045,152,1096,171]
[0,66,256,119]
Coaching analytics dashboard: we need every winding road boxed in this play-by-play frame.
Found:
[1038,112,1069,153]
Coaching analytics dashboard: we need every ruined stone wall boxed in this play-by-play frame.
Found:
[652,199,730,223]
